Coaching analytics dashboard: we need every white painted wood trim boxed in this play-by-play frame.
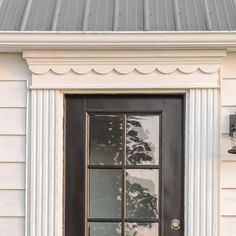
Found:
[27,88,220,236]
[26,50,221,236]
[1,32,236,52]
[23,49,225,76]
[185,89,220,236]
[23,49,224,90]
[28,90,63,236]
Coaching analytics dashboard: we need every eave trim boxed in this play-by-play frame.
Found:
[0,32,236,51]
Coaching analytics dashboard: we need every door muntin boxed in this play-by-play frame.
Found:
[88,113,160,236]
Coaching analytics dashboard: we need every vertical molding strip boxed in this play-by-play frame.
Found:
[185,88,220,236]
[29,90,63,236]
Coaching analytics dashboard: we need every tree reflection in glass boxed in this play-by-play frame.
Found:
[126,115,159,165]
[88,113,160,236]
[89,114,123,165]
[125,223,158,236]
[126,169,159,219]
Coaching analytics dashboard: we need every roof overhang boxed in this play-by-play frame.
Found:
[1,31,236,52]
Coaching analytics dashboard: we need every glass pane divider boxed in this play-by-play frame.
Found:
[125,165,160,169]
[87,113,160,236]
[85,112,90,236]
[88,219,122,222]
[124,219,160,223]
[88,165,160,169]
[122,113,126,236]
[88,219,160,223]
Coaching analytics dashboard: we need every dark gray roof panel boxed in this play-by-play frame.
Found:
[0,0,236,31]
[22,0,57,30]
[84,0,115,31]
[116,0,145,31]
[0,0,28,30]
[54,0,86,30]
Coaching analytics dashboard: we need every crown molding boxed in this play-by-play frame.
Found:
[23,49,225,89]
[0,32,236,52]
[23,49,225,75]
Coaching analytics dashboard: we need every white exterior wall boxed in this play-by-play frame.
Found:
[0,54,30,236]
[221,53,236,236]
[0,51,235,236]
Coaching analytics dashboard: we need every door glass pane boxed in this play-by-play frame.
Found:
[89,169,122,218]
[125,223,159,236]
[126,169,159,219]
[89,114,123,165]
[126,115,159,165]
[89,223,121,236]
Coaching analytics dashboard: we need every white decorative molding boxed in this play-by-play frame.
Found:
[29,90,63,236]
[27,64,220,75]
[28,88,220,236]
[23,50,225,90]
[185,89,220,236]
[0,32,236,52]
[25,49,221,236]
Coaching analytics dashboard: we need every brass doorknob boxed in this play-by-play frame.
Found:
[171,219,180,231]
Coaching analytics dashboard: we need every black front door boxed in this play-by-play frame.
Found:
[65,95,184,236]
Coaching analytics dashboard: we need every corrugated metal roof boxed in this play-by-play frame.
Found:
[0,0,236,31]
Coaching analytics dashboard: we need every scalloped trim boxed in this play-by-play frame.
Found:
[29,64,220,75]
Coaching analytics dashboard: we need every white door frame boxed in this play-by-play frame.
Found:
[24,49,223,236]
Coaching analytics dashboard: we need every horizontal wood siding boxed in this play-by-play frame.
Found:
[0,81,26,107]
[221,52,236,236]
[0,163,25,189]
[0,108,26,134]
[0,54,30,235]
[0,136,25,162]
[0,218,24,236]
[0,190,25,216]
[221,217,236,236]
[221,162,236,188]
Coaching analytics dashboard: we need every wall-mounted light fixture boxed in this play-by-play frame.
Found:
[228,113,236,154]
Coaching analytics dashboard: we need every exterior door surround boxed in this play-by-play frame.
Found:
[23,49,223,236]
[65,95,184,236]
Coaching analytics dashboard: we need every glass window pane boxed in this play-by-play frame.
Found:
[126,169,159,219]
[89,169,122,218]
[89,114,123,165]
[126,115,159,165]
[125,223,159,236]
[89,222,121,236]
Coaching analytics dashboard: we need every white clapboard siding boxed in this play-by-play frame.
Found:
[0,54,29,235]
[0,108,26,135]
[221,53,236,236]
[222,80,236,106]
[222,53,236,79]
[0,136,25,162]
[0,218,24,236]
[0,163,25,189]
[0,81,26,107]
[221,189,236,216]
[221,217,236,236]
[221,162,236,188]
[0,190,25,216]
[0,54,31,81]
